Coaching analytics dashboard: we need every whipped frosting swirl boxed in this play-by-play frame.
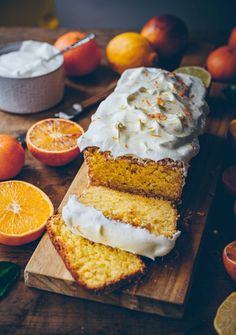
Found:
[62,195,181,260]
[78,67,209,162]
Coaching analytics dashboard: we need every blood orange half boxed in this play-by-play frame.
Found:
[26,118,84,166]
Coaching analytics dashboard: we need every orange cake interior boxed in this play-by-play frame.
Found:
[84,147,185,202]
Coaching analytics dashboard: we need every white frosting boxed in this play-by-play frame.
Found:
[78,67,209,163]
[62,195,181,260]
[0,40,63,78]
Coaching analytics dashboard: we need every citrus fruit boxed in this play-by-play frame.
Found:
[26,118,84,166]
[54,31,102,76]
[223,241,236,281]
[175,66,212,88]
[0,134,25,181]
[141,15,188,60]
[229,27,236,48]
[206,46,236,83]
[214,292,236,335]
[0,180,54,246]
[106,32,158,74]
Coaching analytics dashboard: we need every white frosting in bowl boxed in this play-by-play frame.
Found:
[0,40,63,78]
[62,195,181,260]
[78,67,209,163]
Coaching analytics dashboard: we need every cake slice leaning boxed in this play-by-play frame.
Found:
[62,186,180,260]
[47,214,145,293]
[79,185,178,239]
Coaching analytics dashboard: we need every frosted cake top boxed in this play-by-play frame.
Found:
[78,67,209,163]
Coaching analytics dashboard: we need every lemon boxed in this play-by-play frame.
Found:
[175,66,212,88]
[106,32,158,74]
[214,292,236,335]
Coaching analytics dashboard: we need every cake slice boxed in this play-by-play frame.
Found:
[47,214,145,293]
[79,185,178,238]
[62,186,180,260]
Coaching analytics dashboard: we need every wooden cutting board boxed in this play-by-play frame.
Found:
[24,80,234,318]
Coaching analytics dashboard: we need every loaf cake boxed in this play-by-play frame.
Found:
[47,214,145,292]
[78,67,209,201]
[47,67,209,292]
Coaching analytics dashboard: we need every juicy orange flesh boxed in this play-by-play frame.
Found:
[226,242,236,263]
[0,182,52,235]
[29,119,82,152]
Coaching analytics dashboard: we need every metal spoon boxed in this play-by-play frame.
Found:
[46,33,95,62]
[16,81,117,147]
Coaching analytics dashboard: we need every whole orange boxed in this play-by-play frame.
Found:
[141,15,188,60]
[206,46,236,82]
[0,134,25,181]
[54,31,102,76]
[229,27,236,48]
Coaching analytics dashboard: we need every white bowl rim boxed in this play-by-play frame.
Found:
[0,40,64,80]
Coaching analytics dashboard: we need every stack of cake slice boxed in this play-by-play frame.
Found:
[47,67,209,292]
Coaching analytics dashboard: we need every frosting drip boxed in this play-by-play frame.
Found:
[62,195,180,260]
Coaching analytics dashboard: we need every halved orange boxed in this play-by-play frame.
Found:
[26,118,84,166]
[0,180,54,246]
[223,241,236,282]
[214,292,236,335]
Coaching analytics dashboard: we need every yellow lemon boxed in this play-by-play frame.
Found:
[106,32,158,74]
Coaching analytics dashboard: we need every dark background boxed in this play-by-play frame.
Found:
[55,0,236,33]
[0,0,235,34]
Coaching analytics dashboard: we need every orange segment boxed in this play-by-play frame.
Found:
[26,118,84,166]
[0,180,54,246]
[214,292,236,335]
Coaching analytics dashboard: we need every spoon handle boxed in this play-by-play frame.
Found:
[48,33,95,61]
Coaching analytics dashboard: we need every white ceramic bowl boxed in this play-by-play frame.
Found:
[0,41,64,114]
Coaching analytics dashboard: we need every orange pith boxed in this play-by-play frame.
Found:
[28,118,83,152]
[0,180,54,246]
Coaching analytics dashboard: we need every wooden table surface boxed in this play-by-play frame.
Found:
[0,27,236,335]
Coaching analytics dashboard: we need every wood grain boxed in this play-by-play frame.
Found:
[24,52,234,319]
[1,27,236,334]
